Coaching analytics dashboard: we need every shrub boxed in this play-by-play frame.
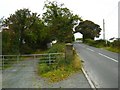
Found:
[38,63,51,74]
[47,43,65,53]
[85,39,96,46]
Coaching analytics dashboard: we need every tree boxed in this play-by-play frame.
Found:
[75,20,101,42]
[0,17,4,30]
[42,1,81,43]
[4,9,34,54]
[3,8,50,54]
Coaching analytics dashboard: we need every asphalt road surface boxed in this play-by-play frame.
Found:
[74,42,118,88]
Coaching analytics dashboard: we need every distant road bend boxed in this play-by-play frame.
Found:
[73,42,118,88]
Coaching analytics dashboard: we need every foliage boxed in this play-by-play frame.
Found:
[42,1,81,43]
[85,39,110,48]
[3,8,49,54]
[38,54,81,82]
[111,40,120,47]
[0,17,4,29]
[2,1,101,55]
[84,39,120,53]
[84,39,96,46]
[76,38,82,41]
[37,43,82,82]
[47,43,65,53]
[108,40,120,53]
[2,29,19,54]
[75,20,101,42]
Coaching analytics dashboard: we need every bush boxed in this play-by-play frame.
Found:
[38,63,51,74]
[37,43,82,82]
[111,40,120,47]
[20,44,34,54]
[84,39,111,48]
[47,43,65,53]
[85,39,96,46]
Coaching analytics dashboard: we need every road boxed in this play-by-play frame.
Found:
[73,42,118,88]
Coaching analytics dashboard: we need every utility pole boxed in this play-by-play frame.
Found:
[103,19,107,45]
[118,1,120,38]
[103,19,105,40]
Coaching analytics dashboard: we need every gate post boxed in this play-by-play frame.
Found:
[65,43,73,61]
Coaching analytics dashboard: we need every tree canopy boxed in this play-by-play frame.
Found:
[75,20,101,42]
[2,1,101,55]
[42,1,81,43]
[3,8,49,54]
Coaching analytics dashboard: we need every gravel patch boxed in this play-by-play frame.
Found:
[2,59,91,88]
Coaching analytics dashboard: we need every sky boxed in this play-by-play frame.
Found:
[0,0,119,40]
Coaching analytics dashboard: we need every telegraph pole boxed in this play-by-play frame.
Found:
[103,19,105,40]
[103,19,107,45]
[118,1,120,38]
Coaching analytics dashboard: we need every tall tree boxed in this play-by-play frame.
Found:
[3,8,49,54]
[42,1,81,43]
[75,20,101,42]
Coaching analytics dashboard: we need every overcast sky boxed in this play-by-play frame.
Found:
[0,0,119,40]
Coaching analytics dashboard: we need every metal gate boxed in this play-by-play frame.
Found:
[1,53,65,71]
[2,53,65,88]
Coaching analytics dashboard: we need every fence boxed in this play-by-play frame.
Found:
[1,53,65,70]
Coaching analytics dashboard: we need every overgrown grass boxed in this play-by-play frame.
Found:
[102,47,120,53]
[84,39,120,53]
[37,43,82,82]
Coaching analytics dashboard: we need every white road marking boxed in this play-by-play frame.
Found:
[82,67,96,89]
[87,48,95,52]
[98,53,118,63]
[80,45,85,48]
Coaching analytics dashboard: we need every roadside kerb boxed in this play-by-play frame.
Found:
[73,47,96,89]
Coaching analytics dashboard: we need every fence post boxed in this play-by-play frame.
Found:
[49,53,51,65]
[17,55,19,64]
[2,55,4,70]
[34,55,36,60]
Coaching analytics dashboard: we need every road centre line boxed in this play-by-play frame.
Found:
[80,45,118,63]
[86,47,118,63]
[87,48,95,52]
[98,53,118,63]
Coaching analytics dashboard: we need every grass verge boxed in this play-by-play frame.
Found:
[102,47,120,53]
[37,43,82,83]
[84,39,120,53]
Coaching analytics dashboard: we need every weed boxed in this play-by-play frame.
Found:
[37,43,82,82]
